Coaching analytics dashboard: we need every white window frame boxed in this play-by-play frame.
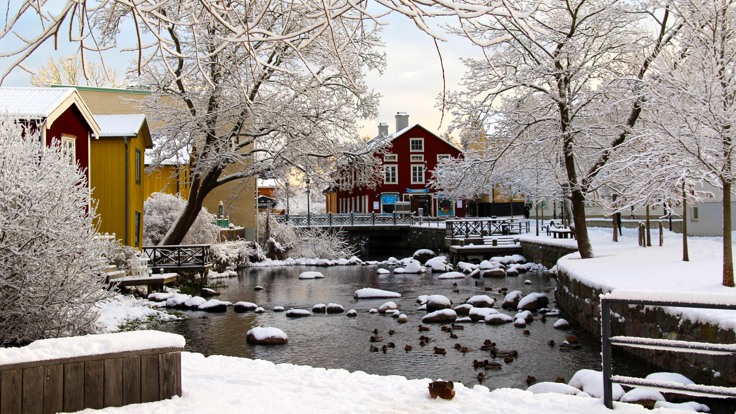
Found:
[691,206,699,222]
[410,154,424,162]
[61,134,76,166]
[384,154,398,162]
[411,164,425,184]
[384,165,398,184]
[437,154,450,162]
[410,138,424,152]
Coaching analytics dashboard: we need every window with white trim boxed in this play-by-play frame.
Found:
[691,206,699,222]
[384,165,398,184]
[437,154,450,162]
[61,135,76,166]
[410,138,424,152]
[384,154,397,162]
[410,154,424,162]
[411,164,425,184]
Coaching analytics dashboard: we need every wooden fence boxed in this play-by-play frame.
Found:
[0,334,183,413]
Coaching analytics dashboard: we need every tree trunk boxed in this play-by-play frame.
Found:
[612,213,618,242]
[570,188,593,258]
[162,168,221,245]
[682,182,689,262]
[535,203,540,236]
[645,205,651,247]
[722,180,734,287]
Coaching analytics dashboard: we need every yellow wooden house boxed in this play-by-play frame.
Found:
[91,114,152,248]
[144,149,191,201]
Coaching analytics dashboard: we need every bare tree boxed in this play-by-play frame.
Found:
[30,55,122,87]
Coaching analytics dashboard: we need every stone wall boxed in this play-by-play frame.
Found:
[406,227,447,251]
[556,270,735,387]
[520,240,578,269]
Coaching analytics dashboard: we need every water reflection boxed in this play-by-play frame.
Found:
[159,263,651,390]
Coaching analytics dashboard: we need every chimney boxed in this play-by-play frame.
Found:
[395,112,409,133]
[378,122,389,137]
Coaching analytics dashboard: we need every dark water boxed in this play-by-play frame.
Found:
[158,262,655,390]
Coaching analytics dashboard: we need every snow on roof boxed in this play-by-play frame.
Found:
[95,114,147,137]
[258,178,279,188]
[0,87,100,136]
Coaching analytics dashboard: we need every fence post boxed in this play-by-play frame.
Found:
[601,298,614,409]
[329,213,332,226]
[350,212,354,226]
[393,212,397,225]
[659,221,663,246]
[372,212,375,225]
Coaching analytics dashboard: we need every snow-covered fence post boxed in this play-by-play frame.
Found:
[638,222,646,247]
[658,221,663,247]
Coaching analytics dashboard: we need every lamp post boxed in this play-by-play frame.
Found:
[305,176,311,227]
[285,181,290,217]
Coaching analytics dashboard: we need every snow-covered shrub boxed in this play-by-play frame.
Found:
[143,192,219,245]
[99,236,143,272]
[293,227,357,260]
[257,212,297,248]
[0,120,113,345]
[210,241,265,271]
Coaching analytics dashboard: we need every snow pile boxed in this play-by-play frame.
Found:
[568,369,624,400]
[354,288,401,299]
[466,295,495,308]
[298,271,325,279]
[437,271,465,279]
[425,256,452,272]
[394,259,425,274]
[422,309,457,324]
[246,327,288,345]
[95,295,178,332]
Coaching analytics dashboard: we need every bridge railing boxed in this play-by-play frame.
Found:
[276,212,420,227]
[142,244,212,271]
[601,291,736,409]
[445,218,530,238]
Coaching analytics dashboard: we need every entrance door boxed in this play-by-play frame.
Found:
[411,195,430,216]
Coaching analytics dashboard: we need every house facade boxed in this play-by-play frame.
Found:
[329,113,466,217]
[91,114,153,248]
[0,87,100,184]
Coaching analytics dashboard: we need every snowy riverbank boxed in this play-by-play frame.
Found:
[79,226,735,413]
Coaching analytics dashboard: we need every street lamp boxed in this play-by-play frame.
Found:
[285,181,290,217]
[305,176,311,227]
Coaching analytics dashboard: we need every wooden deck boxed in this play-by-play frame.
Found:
[448,236,523,263]
[112,273,179,294]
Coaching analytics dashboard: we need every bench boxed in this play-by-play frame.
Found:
[549,228,574,239]
[112,273,179,294]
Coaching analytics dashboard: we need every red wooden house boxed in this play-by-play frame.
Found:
[329,113,466,217]
[0,87,100,183]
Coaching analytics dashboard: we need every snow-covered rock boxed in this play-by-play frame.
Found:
[453,304,473,316]
[184,296,207,309]
[312,303,327,313]
[518,292,549,311]
[378,301,398,313]
[397,314,408,323]
[654,401,711,411]
[466,295,495,308]
[425,256,452,272]
[479,260,502,270]
[148,291,174,301]
[165,293,192,308]
[483,268,506,278]
[354,288,401,299]
[201,287,220,297]
[553,319,570,329]
[422,309,457,324]
[527,382,584,396]
[569,369,624,400]
[513,318,527,328]
[645,372,694,386]
[198,299,231,312]
[413,249,435,263]
[416,295,428,304]
[456,261,477,273]
[437,271,465,279]
[501,291,523,310]
[326,303,344,314]
[620,388,665,404]
[469,307,498,321]
[246,327,287,345]
[299,271,325,279]
[346,309,357,317]
[485,313,514,325]
[377,268,391,275]
[254,307,265,314]
[272,305,285,312]
[395,260,425,274]
[285,309,311,318]
[426,295,452,312]
[234,301,258,313]
[514,310,533,323]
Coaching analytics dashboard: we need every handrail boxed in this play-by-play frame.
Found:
[142,244,212,269]
[600,293,736,408]
[445,218,530,238]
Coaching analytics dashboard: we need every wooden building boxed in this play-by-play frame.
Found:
[91,114,153,248]
[0,87,100,184]
[329,113,466,217]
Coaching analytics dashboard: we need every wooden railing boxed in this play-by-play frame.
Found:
[142,244,212,272]
[601,291,736,409]
[445,218,530,239]
[0,332,184,413]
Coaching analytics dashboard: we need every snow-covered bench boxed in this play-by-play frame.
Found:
[0,331,184,412]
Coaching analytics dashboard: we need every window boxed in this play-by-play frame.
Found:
[410,154,424,162]
[384,154,397,162]
[691,206,699,222]
[411,164,425,184]
[61,135,76,166]
[134,211,141,247]
[437,154,450,162]
[410,138,424,152]
[135,149,142,184]
[384,165,397,184]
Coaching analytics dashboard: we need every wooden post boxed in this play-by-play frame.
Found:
[659,221,663,247]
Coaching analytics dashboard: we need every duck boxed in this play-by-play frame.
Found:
[503,355,514,364]
[485,287,493,291]
[433,347,447,355]
[404,344,413,352]
[480,339,496,351]
[565,334,578,344]
[526,375,537,385]
[555,376,566,383]
[547,339,556,347]
[460,346,471,354]
[472,359,485,369]
[369,345,379,352]
[449,332,458,339]
[419,340,426,347]
[381,345,388,353]
[523,330,530,336]
[485,361,502,370]
[474,280,480,286]
[451,324,464,331]
[418,325,430,332]
[441,325,450,332]
[370,335,383,343]
[387,342,396,348]
[372,328,379,335]
[454,343,463,351]
[477,372,487,382]
[452,289,460,293]
[388,329,395,336]
[452,282,458,287]
[491,349,518,359]
[419,335,431,342]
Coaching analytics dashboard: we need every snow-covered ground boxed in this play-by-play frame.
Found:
[80,225,736,413]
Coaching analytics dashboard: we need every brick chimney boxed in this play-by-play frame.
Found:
[395,112,409,133]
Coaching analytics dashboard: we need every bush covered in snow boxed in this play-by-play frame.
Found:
[0,120,113,345]
[143,192,219,245]
[258,213,357,260]
[210,241,266,272]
